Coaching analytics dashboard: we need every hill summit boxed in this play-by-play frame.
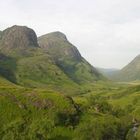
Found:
[0,25,39,51]
[38,31,81,61]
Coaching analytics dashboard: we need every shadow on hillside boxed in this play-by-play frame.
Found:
[0,53,17,83]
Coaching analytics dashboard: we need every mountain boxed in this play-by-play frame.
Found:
[0,31,2,36]
[0,26,139,140]
[0,25,38,51]
[97,67,119,79]
[111,55,140,81]
[38,31,81,61]
[0,25,41,59]
[0,25,104,94]
[0,26,80,93]
[38,31,104,83]
[0,25,42,83]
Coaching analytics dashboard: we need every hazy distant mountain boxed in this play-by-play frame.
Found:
[97,67,119,79]
[0,25,105,93]
[111,55,140,81]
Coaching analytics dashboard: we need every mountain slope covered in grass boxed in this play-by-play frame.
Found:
[0,82,80,140]
[0,31,2,38]
[0,76,140,139]
[111,55,140,81]
[38,31,104,83]
[0,25,140,139]
[0,25,104,94]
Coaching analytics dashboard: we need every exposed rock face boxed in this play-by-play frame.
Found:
[38,31,82,61]
[0,25,39,50]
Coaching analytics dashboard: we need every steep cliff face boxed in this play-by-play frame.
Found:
[0,25,39,51]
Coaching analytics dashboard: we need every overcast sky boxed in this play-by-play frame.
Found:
[0,0,140,69]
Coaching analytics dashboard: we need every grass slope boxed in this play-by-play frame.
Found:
[0,81,79,140]
[1,26,140,139]
[1,78,140,139]
[0,26,105,95]
[111,55,140,81]
[38,31,105,84]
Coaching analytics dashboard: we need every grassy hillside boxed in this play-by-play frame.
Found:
[0,31,2,39]
[1,25,140,139]
[0,58,139,139]
[111,55,140,81]
[0,81,80,140]
[38,31,105,84]
[0,26,104,94]
[73,82,140,140]
[0,77,140,139]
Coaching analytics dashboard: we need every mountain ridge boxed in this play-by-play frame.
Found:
[0,25,39,55]
[110,55,140,81]
[38,31,82,61]
[0,25,105,94]
[38,31,104,83]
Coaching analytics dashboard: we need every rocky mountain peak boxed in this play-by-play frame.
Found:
[38,31,81,61]
[41,31,67,41]
[0,25,39,49]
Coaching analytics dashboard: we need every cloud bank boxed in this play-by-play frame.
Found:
[0,0,140,68]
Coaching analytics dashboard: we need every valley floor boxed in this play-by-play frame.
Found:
[0,79,140,140]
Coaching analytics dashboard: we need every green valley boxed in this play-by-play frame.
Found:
[0,25,139,140]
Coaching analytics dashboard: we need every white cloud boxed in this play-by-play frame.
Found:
[0,0,140,68]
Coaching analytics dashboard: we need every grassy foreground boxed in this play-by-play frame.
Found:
[0,78,140,140]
